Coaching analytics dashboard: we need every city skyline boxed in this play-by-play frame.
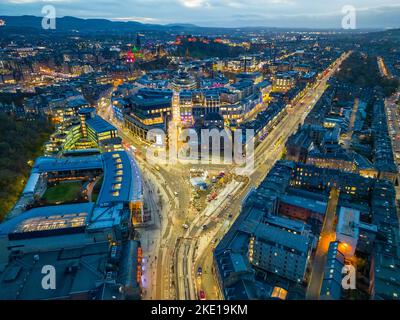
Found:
[0,0,400,29]
[0,0,399,305]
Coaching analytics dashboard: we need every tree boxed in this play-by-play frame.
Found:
[0,113,53,220]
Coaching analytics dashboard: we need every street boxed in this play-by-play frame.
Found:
[96,51,350,300]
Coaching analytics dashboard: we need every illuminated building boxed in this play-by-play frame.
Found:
[49,97,90,124]
[285,126,315,162]
[271,287,288,300]
[336,207,360,258]
[216,160,400,300]
[369,180,400,300]
[79,108,118,146]
[371,100,398,183]
[18,151,143,224]
[370,252,400,300]
[203,112,224,129]
[0,202,142,300]
[272,72,297,92]
[320,241,345,300]
[45,108,121,155]
[256,80,272,102]
[250,216,313,283]
[177,91,194,125]
[278,193,327,233]
[357,222,377,254]
[170,70,197,91]
[123,89,172,141]
[236,72,263,84]
[306,151,356,172]
[286,124,380,176]
[176,90,222,124]
[111,83,139,122]
[239,98,287,145]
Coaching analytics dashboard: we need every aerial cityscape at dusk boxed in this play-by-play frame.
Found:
[0,0,399,310]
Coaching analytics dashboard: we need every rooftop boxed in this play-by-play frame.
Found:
[280,194,327,215]
[336,207,360,239]
[0,242,122,300]
[0,203,94,238]
[86,115,117,134]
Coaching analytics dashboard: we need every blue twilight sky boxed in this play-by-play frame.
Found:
[0,0,399,28]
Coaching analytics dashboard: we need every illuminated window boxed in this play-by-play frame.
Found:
[271,287,288,300]
[113,183,122,190]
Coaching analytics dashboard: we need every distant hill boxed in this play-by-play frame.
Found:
[165,23,199,28]
[365,28,400,40]
[0,15,392,35]
[0,15,198,33]
[380,28,400,40]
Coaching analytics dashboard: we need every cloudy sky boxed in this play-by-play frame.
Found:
[0,0,399,28]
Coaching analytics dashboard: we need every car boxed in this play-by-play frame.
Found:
[202,224,208,230]
[228,213,233,219]
[182,224,189,229]
[199,290,206,300]
[197,267,203,276]
[174,191,179,196]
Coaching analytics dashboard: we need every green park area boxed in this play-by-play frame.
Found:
[42,181,83,204]
[0,113,53,221]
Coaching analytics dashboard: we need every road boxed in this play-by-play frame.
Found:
[342,98,359,150]
[306,187,339,300]
[385,92,400,163]
[96,51,350,300]
[377,56,391,78]
[185,51,351,300]
[98,95,189,299]
[384,91,400,202]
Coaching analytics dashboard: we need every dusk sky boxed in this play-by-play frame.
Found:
[0,0,400,28]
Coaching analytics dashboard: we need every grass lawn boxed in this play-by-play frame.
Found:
[42,181,83,204]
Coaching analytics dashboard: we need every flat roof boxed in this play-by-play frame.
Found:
[265,214,308,234]
[254,224,311,254]
[0,242,113,300]
[97,151,141,204]
[26,151,141,207]
[336,207,360,239]
[280,194,327,214]
[0,203,94,237]
[22,173,40,195]
[32,155,103,173]
[86,115,117,134]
